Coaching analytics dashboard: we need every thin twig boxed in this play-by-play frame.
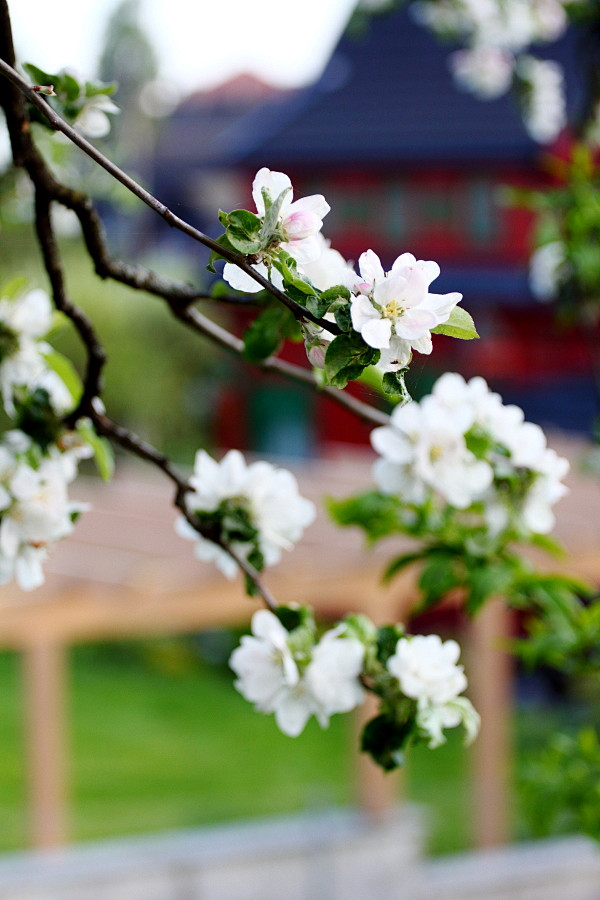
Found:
[174,305,390,426]
[0,57,341,334]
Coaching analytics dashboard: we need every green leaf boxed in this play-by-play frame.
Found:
[84,80,117,98]
[306,293,331,318]
[243,304,299,362]
[327,491,400,542]
[226,229,262,255]
[76,418,114,481]
[431,306,479,340]
[384,551,427,583]
[226,209,261,234]
[61,72,81,103]
[466,563,515,614]
[382,369,411,401]
[0,276,28,300]
[418,551,461,610]
[376,625,404,665]
[324,332,379,389]
[24,63,58,87]
[334,304,352,332]
[275,606,303,632]
[361,714,414,771]
[207,233,237,273]
[42,350,83,404]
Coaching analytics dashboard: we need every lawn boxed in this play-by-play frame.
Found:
[0,641,591,858]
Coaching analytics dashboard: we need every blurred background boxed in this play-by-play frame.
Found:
[0,0,598,867]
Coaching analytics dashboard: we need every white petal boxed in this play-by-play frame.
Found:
[361,317,392,349]
[358,249,385,285]
[252,168,292,216]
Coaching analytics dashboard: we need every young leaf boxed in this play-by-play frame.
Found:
[76,418,115,481]
[382,369,411,401]
[324,332,379,389]
[361,714,413,771]
[42,350,83,404]
[243,304,300,362]
[431,307,479,340]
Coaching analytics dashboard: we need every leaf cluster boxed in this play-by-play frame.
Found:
[24,63,117,132]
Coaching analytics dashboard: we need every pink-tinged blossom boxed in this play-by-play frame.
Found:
[253,167,330,265]
[350,251,462,368]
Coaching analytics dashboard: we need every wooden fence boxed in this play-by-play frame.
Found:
[0,441,597,852]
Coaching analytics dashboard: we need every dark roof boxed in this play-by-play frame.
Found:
[221,6,583,166]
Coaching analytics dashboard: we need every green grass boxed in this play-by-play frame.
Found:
[0,645,594,857]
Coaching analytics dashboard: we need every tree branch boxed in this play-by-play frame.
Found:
[0,56,341,334]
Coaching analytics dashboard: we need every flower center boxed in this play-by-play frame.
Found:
[381,299,406,320]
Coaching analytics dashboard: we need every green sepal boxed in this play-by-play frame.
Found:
[260,186,290,242]
[431,306,479,340]
[361,714,414,771]
[76,417,115,482]
[324,331,379,388]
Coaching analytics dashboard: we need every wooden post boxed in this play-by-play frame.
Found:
[354,693,401,822]
[23,642,67,848]
[469,599,513,848]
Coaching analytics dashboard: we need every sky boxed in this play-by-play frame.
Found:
[9,0,358,93]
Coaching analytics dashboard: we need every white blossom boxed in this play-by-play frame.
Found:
[387,634,479,748]
[372,394,493,508]
[299,234,356,291]
[0,434,88,591]
[175,450,315,579]
[518,55,566,143]
[0,288,53,416]
[230,610,365,736]
[349,251,462,367]
[371,372,569,537]
[450,46,515,99]
[529,241,567,301]
[222,261,284,295]
[74,94,120,139]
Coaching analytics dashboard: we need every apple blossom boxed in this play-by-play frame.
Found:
[529,241,567,301]
[230,610,365,736]
[349,251,462,368]
[387,634,479,748]
[518,55,566,143]
[175,449,316,579]
[0,432,89,590]
[0,288,54,416]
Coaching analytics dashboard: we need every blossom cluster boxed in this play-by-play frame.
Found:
[221,169,471,387]
[412,0,572,142]
[175,449,316,579]
[230,606,479,760]
[371,372,569,536]
[0,430,90,590]
[0,286,71,417]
